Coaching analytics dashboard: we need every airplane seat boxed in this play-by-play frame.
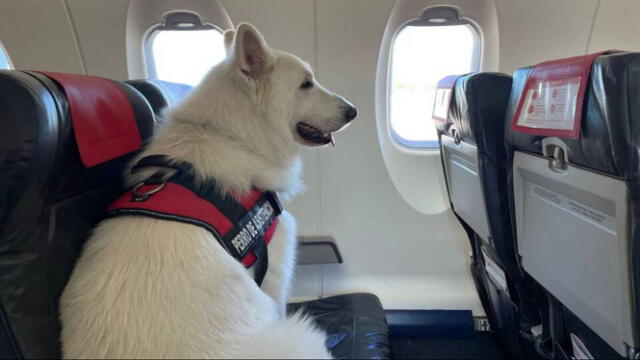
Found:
[505,52,640,359]
[437,72,543,358]
[0,70,155,358]
[125,79,192,118]
[287,293,390,359]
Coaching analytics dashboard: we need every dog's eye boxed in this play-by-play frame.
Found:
[300,79,313,89]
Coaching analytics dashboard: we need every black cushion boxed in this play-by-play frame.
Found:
[0,70,155,358]
[287,293,391,359]
[126,79,192,117]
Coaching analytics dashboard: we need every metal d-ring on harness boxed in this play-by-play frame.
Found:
[131,181,165,201]
[106,155,282,286]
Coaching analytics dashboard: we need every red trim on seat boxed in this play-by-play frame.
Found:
[36,72,142,167]
[510,50,620,138]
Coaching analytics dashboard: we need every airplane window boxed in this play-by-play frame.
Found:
[148,28,225,86]
[0,42,12,69]
[390,23,479,148]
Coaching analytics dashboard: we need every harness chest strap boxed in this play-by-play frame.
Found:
[105,155,282,286]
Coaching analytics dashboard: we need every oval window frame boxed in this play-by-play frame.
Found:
[387,5,482,149]
[143,11,225,82]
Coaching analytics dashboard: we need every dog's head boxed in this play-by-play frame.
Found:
[222,23,356,147]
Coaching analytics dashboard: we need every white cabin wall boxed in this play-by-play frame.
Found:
[315,0,480,310]
[0,0,83,73]
[496,0,640,74]
[588,0,640,53]
[0,0,129,79]
[496,0,599,74]
[1,0,639,90]
[66,0,129,79]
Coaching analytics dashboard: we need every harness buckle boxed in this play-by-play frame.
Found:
[131,181,166,202]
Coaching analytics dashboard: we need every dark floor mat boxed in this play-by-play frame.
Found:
[391,332,508,359]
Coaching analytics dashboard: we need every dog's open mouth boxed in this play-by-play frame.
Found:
[296,122,334,145]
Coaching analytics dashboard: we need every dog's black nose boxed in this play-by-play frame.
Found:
[344,105,357,122]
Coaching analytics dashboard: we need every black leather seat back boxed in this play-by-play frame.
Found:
[126,79,192,118]
[443,73,512,256]
[438,73,544,358]
[505,52,640,357]
[0,70,155,358]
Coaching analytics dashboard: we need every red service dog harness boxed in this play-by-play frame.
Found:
[106,155,282,286]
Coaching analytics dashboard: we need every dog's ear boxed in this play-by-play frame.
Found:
[223,29,235,55]
[232,23,273,78]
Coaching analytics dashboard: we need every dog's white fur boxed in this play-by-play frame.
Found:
[60,23,354,359]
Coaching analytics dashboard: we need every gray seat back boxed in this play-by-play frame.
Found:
[506,52,640,356]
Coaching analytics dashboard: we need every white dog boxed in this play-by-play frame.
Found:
[60,23,356,359]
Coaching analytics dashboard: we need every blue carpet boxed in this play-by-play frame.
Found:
[391,332,508,359]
